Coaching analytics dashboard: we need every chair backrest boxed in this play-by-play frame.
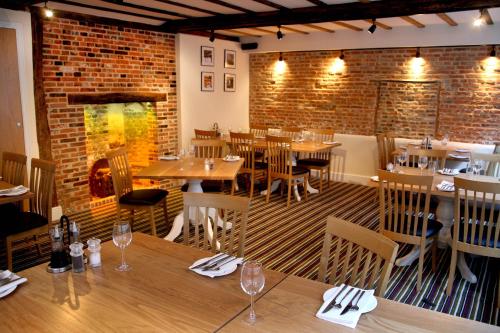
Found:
[230,132,255,172]
[407,148,448,170]
[376,133,389,170]
[1,152,27,186]
[106,148,133,201]
[266,135,293,178]
[280,127,301,140]
[250,125,268,138]
[194,129,218,139]
[307,128,335,160]
[183,193,250,257]
[378,170,433,244]
[471,152,500,177]
[318,216,398,297]
[192,139,224,158]
[493,142,500,154]
[29,158,56,222]
[453,177,500,256]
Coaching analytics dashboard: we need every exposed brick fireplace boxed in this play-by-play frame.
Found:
[42,16,178,212]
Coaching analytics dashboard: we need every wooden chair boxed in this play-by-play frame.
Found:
[378,170,442,292]
[471,152,500,177]
[297,129,334,193]
[106,148,168,237]
[183,192,250,257]
[194,129,218,139]
[266,135,309,207]
[230,132,266,200]
[407,148,448,170]
[1,158,55,271]
[250,125,268,138]
[376,132,397,170]
[188,139,226,192]
[280,127,301,140]
[318,216,399,297]
[446,177,500,297]
[1,152,27,186]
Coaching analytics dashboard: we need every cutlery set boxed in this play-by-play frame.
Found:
[192,254,243,272]
[439,168,458,175]
[322,286,366,316]
[438,183,455,191]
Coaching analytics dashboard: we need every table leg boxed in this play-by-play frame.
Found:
[260,179,281,196]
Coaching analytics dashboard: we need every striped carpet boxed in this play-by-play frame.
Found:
[2,180,498,326]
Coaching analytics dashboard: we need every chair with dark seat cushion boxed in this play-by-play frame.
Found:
[1,152,27,213]
[106,148,168,237]
[378,170,441,292]
[447,176,500,298]
[1,158,55,271]
[297,129,335,193]
[266,135,309,207]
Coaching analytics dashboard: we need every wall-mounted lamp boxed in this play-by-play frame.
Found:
[490,45,497,57]
[415,47,421,58]
[368,19,377,34]
[44,2,54,18]
[277,25,284,40]
[339,50,345,60]
[278,52,284,62]
[209,30,215,42]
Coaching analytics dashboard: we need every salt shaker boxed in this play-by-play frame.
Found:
[204,158,210,171]
[209,158,215,170]
[69,242,85,273]
[87,237,102,268]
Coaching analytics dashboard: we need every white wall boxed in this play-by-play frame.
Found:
[177,34,249,149]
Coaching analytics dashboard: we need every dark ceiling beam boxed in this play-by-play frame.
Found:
[363,19,392,30]
[1,0,43,10]
[154,0,219,16]
[281,26,309,34]
[481,8,494,24]
[188,30,240,42]
[98,0,191,19]
[161,0,500,32]
[250,27,275,34]
[207,0,254,13]
[250,0,285,10]
[306,0,327,6]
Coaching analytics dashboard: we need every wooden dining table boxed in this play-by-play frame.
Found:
[134,157,244,242]
[0,180,33,206]
[1,233,496,332]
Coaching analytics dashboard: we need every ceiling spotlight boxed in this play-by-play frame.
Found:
[415,47,421,58]
[490,45,497,57]
[278,52,284,62]
[44,2,54,18]
[368,19,377,34]
[209,30,215,42]
[473,9,486,26]
[339,50,345,60]
[277,25,284,40]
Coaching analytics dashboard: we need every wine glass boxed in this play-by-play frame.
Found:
[112,221,132,271]
[441,133,449,146]
[240,261,265,324]
[472,160,483,178]
[398,151,408,170]
[418,156,428,175]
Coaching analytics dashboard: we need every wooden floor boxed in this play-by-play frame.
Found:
[1,180,498,326]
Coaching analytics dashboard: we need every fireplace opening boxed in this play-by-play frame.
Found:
[89,158,114,198]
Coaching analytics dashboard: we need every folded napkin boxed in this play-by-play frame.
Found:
[189,255,243,278]
[0,185,29,197]
[437,180,455,192]
[223,155,240,162]
[0,270,27,296]
[322,141,339,145]
[316,285,376,328]
[448,154,468,159]
[438,168,459,176]
[159,155,179,161]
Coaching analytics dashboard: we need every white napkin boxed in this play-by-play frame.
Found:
[189,255,243,278]
[448,154,468,159]
[316,285,375,329]
[223,155,240,162]
[437,180,455,192]
[438,168,459,176]
[0,270,27,296]
[0,185,29,196]
[159,155,179,161]
[322,141,339,145]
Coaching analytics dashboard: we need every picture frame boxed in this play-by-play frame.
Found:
[201,72,215,92]
[201,46,214,66]
[224,49,236,69]
[224,73,236,92]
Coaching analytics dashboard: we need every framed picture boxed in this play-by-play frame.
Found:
[224,73,236,92]
[201,46,214,66]
[201,72,214,91]
[224,49,236,69]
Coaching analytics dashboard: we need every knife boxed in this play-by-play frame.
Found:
[190,253,227,270]
[0,277,22,287]
[201,255,240,271]
[340,289,361,316]
[322,284,348,314]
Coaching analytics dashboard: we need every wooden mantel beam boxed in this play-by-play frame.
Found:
[161,0,500,32]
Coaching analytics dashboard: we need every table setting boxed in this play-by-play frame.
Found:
[189,253,245,278]
[0,185,29,197]
[0,270,27,298]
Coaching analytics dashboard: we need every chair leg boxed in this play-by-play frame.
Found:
[446,248,458,296]
[431,237,437,273]
[417,244,425,292]
[6,237,13,272]
[327,166,331,188]
[319,169,323,193]
[231,178,236,195]
[266,176,272,204]
[287,178,292,207]
[149,206,157,237]
[304,175,308,201]
[249,172,255,200]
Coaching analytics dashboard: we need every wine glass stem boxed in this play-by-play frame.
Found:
[120,246,126,267]
[249,294,256,321]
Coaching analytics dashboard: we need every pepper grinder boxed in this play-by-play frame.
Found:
[69,242,86,273]
[87,237,102,268]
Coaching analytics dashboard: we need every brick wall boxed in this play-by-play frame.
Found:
[249,47,499,143]
[43,17,177,212]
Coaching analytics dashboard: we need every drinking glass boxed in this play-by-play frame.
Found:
[112,221,132,271]
[398,151,408,169]
[441,133,449,146]
[240,261,265,324]
[418,156,428,174]
[472,160,483,177]
[430,160,439,175]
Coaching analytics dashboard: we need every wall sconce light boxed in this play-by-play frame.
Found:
[490,45,497,57]
[278,52,284,62]
[209,30,215,42]
[44,2,54,18]
[368,19,377,34]
[275,52,286,74]
[339,50,345,60]
[277,25,284,40]
[415,47,421,58]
